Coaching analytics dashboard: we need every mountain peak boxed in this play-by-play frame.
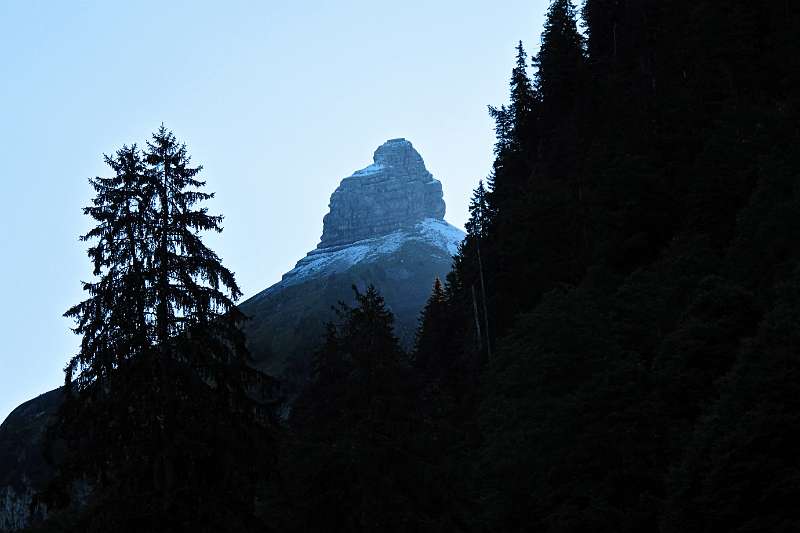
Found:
[372,138,425,170]
[319,139,446,249]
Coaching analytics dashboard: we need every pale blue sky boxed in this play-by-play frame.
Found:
[0,0,547,422]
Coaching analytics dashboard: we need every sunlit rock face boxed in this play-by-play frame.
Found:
[319,138,447,249]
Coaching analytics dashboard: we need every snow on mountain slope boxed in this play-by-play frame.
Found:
[239,138,465,379]
[254,218,464,299]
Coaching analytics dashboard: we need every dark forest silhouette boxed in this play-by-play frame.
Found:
[24,1,800,531]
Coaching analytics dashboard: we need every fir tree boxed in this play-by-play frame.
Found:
[143,125,245,359]
[487,104,512,156]
[465,180,492,240]
[413,277,449,372]
[508,41,537,153]
[465,182,492,358]
[488,41,538,210]
[45,127,274,532]
[535,0,585,123]
[63,145,150,394]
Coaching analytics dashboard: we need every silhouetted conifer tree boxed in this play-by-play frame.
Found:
[64,145,150,394]
[143,126,245,359]
[535,0,584,125]
[44,127,275,533]
[413,278,449,372]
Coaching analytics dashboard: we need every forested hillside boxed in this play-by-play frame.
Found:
[286,1,800,531]
[425,1,799,530]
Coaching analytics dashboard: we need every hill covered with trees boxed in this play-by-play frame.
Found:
[283,1,800,530]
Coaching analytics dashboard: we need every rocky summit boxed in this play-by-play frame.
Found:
[319,138,446,249]
[276,138,459,290]
[239,138,464,382]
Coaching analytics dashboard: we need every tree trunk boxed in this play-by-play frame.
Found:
[471,285,482,353]
[476,239,492,360]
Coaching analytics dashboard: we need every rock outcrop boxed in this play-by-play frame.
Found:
[240,138,464,384]
[319,138,446,249]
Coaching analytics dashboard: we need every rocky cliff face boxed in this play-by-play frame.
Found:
[319,139,446,249]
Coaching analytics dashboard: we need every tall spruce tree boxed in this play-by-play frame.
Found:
[292,285,404,436]
[465,182,493,357]
[535,0,584,125]
[413,278,449,373]
[477,42,540,341]
[465,180,492,240]
[488,41,537,210]
[143,126,245,358]
[64,145,150,394]
[45,127,274,533]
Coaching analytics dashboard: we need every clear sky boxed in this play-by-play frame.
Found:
[0,0,547,422]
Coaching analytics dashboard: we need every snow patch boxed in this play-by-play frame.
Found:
[254,219,465,299]
[352,163,385,176]
[418,218,466,256]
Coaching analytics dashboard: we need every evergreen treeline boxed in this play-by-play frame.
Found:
[30,1,800,531]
